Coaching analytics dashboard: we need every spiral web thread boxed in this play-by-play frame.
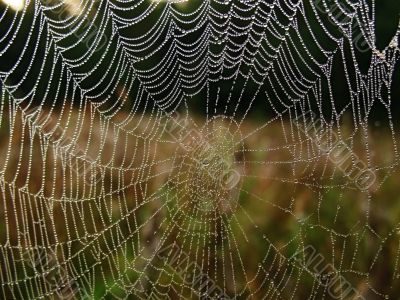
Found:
[0,0,400,299]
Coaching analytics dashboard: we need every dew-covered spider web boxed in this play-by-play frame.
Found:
[0,0,400,299]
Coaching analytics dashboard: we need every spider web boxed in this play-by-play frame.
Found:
[0,0,400,299]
